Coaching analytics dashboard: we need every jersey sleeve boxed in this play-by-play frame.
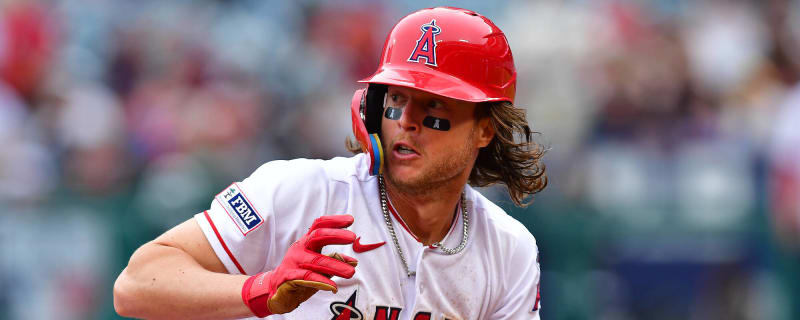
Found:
[491,232,542,320]
[194,158,331,275]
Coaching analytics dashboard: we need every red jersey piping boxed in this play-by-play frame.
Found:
[204,211,246,274]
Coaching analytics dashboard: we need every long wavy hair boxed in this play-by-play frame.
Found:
[470,101,547,206]
[346,101,548,207]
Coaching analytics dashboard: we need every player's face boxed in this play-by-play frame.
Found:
[380,86,494,194]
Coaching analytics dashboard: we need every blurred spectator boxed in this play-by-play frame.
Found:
[769,84,800,248]
[0,80,56,203]
[0,0,57,102]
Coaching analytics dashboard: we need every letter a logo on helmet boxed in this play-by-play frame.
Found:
[407,19,441,67]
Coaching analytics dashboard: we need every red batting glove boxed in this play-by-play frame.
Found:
[241,214,358,317]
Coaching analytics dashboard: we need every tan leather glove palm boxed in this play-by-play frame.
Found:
[268,252,358,314]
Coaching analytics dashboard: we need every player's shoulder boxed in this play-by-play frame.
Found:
[319,153,373,182]
[467,187,537,247]
[248,153,369,185]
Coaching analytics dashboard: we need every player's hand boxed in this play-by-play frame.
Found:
[241,214,358,317]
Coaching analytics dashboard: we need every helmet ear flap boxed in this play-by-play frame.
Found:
[350,84,388,175]
[364,84,387,134]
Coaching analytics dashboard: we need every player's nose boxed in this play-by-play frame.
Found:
[395,101,423,132]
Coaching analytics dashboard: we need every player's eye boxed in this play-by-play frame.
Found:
[428,100,444,110]
[388,93,407,107]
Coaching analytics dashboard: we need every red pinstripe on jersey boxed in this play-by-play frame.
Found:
[386,202,414,239]
[204,210,246,274]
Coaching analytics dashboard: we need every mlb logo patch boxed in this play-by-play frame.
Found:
[216,183,263,235]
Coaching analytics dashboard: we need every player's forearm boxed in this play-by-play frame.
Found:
[113,242,253,320]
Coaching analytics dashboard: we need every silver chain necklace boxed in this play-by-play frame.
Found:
[378,175,470,277]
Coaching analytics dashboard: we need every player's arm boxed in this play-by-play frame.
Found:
[113,218,252,319]
[113,214,359,319]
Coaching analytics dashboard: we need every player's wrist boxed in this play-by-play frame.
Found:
[241,272,273,318]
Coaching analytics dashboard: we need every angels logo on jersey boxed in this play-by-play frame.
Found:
[407,19,441,67]
[330,290,363,320]
[329,290,451,320]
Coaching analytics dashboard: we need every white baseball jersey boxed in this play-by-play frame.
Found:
[194,153,542,319]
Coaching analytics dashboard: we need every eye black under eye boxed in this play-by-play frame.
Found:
[384,107,402,120]
[423,116,450,131]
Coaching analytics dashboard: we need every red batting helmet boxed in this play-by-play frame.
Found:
[362,6,516,103]
[351,7,516,175]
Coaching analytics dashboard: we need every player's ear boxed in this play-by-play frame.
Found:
[473,105,494,148]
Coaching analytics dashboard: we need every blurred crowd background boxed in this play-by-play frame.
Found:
[1,0,799,319]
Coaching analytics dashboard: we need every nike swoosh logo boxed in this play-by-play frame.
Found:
[353,237,386,253]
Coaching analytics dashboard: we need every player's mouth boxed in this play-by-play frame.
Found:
[392,142,420,159]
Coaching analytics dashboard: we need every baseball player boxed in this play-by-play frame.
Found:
[114,7,547,320]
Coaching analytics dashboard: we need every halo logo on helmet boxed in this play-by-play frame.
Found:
[407,19,440,67]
